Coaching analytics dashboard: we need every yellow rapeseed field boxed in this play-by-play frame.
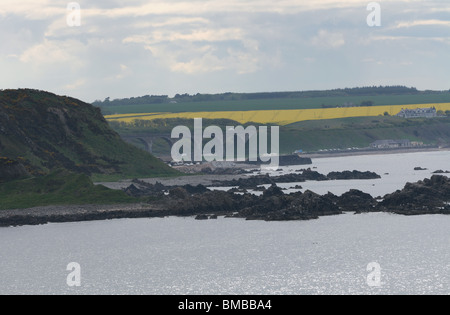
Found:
[106,103,450,126]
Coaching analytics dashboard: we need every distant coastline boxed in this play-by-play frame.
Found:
[302,147,450,159]
[2,161,450,227]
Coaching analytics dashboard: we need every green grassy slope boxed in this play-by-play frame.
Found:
[280,116,450,153]
[0,170,135,210]
[110,116,450,156]
[0,89,180,181]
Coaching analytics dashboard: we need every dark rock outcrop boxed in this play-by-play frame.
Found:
[327,171,381,180]
[245,155,312,166]
[214,169,329,189]
[124,180,210,198]
[162,175,450,221]
[118,173,450,223]
[252,186,267,192]
[239,190,341,221]
[2,175,450,226]
[183,184,210,194]
[165,190,257,217]
[337,189,378,213]
[195,214,209,220]
[213,169,380,190]
[263,184,284,197]
[218,174,274,189]
[169,187,190,200]
[278,169,329,182]
[279,155,312,166]
[380,175,450,215]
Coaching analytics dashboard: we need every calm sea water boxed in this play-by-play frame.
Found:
[0,214,448,295]
[0,151,449,295]
[257,150,450,197]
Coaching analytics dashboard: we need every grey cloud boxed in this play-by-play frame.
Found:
[1,0,449,101]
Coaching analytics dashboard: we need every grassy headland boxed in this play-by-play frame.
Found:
[0,170,135,210]
[0,89,180,181]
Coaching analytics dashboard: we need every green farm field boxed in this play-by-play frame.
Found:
[100,93,450,115]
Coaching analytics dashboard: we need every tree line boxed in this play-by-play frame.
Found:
[93,86,445,107]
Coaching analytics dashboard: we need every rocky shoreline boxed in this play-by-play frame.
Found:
[1,174,449,227]
[211,169,381,188]
[0,204,171,227]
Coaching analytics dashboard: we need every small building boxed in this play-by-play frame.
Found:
[370,139,412,149]
[396,107,437,118]
[411,141,424,147]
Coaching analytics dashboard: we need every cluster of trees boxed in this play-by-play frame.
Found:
[92,95,169,107]
[92,86,433,107]
[170,88,399,102]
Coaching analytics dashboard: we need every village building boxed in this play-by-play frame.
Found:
[370,139,412,149]
[396,107,437,118]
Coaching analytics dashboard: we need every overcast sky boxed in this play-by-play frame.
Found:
[1,0,449,102]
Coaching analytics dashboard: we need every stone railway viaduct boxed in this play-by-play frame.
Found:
[120,133,175,154]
